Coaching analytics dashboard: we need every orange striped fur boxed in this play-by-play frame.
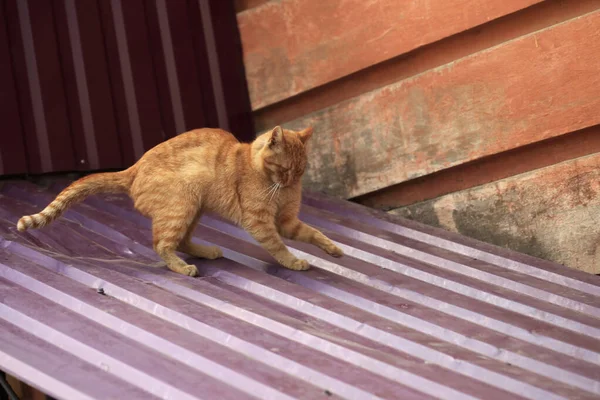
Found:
[17,126,343,276]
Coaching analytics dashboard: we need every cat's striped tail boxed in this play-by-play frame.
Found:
[17,170,134,232]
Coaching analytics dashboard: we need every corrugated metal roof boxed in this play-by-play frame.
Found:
[0,0,252,176]
[1,179,600,400]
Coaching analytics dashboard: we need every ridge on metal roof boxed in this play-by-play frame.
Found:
[1,180,599,400]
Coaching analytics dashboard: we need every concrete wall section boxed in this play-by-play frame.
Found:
[392,153,600,274]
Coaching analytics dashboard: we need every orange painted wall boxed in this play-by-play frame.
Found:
[235,0,600,272]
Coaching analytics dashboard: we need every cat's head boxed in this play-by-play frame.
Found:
[252,125,313,187]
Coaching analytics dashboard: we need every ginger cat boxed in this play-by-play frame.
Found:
[17,126,343,276]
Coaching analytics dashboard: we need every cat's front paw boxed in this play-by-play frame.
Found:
[325,244,344,258]
[174,264,199,277]
[286,258,310,271]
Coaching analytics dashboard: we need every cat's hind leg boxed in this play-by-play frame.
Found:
[151,206,200,277]
[177,212,223,260]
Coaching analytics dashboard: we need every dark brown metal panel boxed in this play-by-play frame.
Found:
[97,0,165,165]
[5,0,77,173]
[1,0,254,175]
[0,0,28,175]
[197,0,254,141]
[144,0,208,139]
[96,0,136,166]
[23,0,77,173]
[52,0,123,170]
[166,0,211,132]
[186,0,218,129]
[142,0,178,140]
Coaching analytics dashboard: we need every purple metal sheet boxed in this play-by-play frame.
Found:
[1,180,600,400]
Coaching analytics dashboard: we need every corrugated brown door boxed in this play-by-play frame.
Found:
[0,0,253,176]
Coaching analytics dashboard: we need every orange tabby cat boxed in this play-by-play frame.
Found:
[17,126,343,276]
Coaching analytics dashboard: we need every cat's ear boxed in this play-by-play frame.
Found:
[297,126,313,144]
[268,126,284,147]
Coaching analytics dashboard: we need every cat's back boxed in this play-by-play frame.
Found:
[132,128,238,182]
[178,128,238,146]
[136,128,236,165]
[153,128,237,154]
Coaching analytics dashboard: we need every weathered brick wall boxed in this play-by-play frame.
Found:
[236,0,600,273]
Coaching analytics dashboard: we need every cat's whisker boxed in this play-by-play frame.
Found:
[260,182,276,196]
[261,183,277,199]
[264,183,278,201]
[267,185,276,203]
[268,182,280,203]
